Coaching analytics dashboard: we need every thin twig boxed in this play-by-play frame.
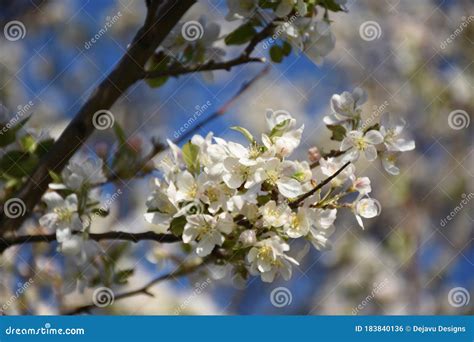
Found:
[144,57,264,79]
[174,66,270,145]
[64,261,205,315]
[290,161,351,208]
[0,0,197,234]
[310,149,348,168]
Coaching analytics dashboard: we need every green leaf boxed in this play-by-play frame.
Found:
[35,139,55,158]
[108,243,130,263]
[320,0,344,12]
[113,269,134,285]
[170,216,187,237]
[327,124,347,141]
[269,119,291,137]
[269,45,284,63]
[0,151,38,177]
[145,54,171,89]
[231,126,255,143]
[48,170,62,184]
[225,23,257,45]
[282,41,292,56]
[113,122,128,146]
[363,123,380,133]
[182,141,200,174]
[19,135,37,153]
[0,116,31,147]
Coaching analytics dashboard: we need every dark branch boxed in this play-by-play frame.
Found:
[64,261,205,315]
[290,161,351,208]
[0,230,180,254]
[144,56,264,79]
[0,0,197,234]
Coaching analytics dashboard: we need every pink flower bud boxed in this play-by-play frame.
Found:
[308,146,321,162]
[95,142,109,158]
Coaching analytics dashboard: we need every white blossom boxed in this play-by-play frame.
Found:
[341,130,384,161]
[355,197,381,229]
[183,213,234,257]
[380,113,415,152]
[247,234,298,282]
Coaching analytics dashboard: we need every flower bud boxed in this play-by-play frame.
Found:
[95,142,109,159]
[308,146,321,163]
[239,230,257,246]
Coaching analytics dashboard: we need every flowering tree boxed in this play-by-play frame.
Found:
[0,0,416,314]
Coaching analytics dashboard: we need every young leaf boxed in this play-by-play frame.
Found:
[0,151,38,177]
[225,23,257,45]
[113,269,134,285]
[327,124,346,141]
[231,126,255,143]
[270,45,284,63]
[182,141,200,174]
[170,216,187,236]
[282,41,292,56]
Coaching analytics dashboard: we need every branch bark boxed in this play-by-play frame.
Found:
[144,56,264,79]
[0,230,180,254]
[64,261,205,315]
[290,161,351,208]
[0,0,196,233]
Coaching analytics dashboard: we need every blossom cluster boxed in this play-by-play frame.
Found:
[144,88,414,282]
[149,0,346,85]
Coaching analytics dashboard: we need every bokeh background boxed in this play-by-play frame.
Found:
[0,0,472,315]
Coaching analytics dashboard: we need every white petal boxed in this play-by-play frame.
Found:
[364,145,378,161]
[277,178,303,198]
[364,130,384,144]
[42,192,64,208]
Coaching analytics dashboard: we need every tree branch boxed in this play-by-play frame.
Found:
[0,0,197,234]
[290,161,351,208]
[64,261,205,315]
[144,56,264,79]
[0,230,180,254]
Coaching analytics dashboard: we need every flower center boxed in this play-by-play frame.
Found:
[290,213,300,229]
[54,207,73,222]
[197,222,214,240]
[188,184,198,198]
[257,246,273,262]
[354,137,368,150]
[266,170,279,186]
[205,188,218,202]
